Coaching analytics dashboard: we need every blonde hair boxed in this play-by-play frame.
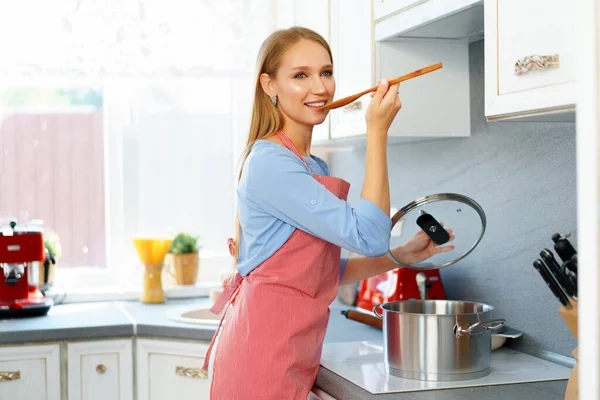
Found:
[231,27,333,268]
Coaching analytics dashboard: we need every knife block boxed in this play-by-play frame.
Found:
[558,300,578,400]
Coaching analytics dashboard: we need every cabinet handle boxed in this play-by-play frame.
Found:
[343,101,362,111]
[514,54,560,75]
[96,364,107,374]
[175,366,208,379]
[0,371,20,381]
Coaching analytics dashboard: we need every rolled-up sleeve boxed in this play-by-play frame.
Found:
[245,146,391,257]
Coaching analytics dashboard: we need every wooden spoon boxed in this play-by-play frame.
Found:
[320,62,443,111]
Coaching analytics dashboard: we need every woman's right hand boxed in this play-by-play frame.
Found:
[365,78,402,136]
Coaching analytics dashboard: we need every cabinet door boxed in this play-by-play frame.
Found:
[273,0,331,142]
[373,0,422,21]
[484,0,576,121]
[67,339,133,400]
[0,343,61,400]
[329,0,373,139]
[136,338,211,400]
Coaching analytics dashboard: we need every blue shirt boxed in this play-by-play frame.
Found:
[236,140,392,277]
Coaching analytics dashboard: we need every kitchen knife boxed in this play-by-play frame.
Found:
[533,259,571,307]
[562,262,578,294]
[562,255,578,293]
[569,254,578,274]
[540,249,577,298]
[552,233,577,263]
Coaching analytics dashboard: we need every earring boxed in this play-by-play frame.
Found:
[270,93,277,106]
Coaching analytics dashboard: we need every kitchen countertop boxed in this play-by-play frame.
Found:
[0,298,569,399]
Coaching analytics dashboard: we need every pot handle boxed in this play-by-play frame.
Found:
[372,304,384,319]
[454,318,506,338]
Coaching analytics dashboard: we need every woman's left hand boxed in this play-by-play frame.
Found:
[389,222,455,265]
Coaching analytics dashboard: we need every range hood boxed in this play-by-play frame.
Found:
[374,0,484,43]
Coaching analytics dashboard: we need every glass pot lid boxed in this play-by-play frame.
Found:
[387,193,486,270]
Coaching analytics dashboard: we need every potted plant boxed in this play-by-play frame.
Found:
[165,232,201,286]
[42,230,61,290]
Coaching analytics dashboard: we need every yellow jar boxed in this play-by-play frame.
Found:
[133,237,173,304]
[141,264,165,303]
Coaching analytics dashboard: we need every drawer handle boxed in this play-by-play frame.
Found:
[343,101,362,111]
[514,54,560,75]
[0,371,20,381]
[175,366,208,379]
[96,364,107,374]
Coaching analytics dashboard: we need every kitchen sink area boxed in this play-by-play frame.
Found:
[165,304,231,325]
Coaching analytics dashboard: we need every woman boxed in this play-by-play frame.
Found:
[203,27,454,399]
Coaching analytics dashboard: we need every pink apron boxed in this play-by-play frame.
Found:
[202,130,350,399]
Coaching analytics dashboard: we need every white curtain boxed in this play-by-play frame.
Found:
[0,0,273,278]
[0,0,272,77]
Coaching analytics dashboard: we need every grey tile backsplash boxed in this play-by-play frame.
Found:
[329,40,577,357]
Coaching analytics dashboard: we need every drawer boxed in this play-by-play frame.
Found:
[137,338,210,400]
[0,344,61,400]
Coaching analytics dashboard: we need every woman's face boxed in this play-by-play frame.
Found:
[270,39,335,128]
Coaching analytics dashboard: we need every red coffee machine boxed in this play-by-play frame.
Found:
[356,268,446,312]
[0,220,53,318]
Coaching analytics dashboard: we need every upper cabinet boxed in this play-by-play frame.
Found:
[374,0,422,21]
[372,0,481,139]
[274,0,576,143]
[484,0,576,121]
[373,0,484,42]
[329,0,373,139]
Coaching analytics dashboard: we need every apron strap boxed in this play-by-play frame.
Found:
[202,272,244,373]
[203,130,312,373]
[275,130,314,174]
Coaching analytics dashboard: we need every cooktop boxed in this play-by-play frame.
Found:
[320,340,572,394]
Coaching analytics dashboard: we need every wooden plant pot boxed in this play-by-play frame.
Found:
[166,252,199,286]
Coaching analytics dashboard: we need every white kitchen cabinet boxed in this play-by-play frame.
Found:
[374,0,422,21]
[374,0,484,42]
[375,39,471,138]
[484,0,576,121]
[136,338,211,400]
[332,0,475,140]
[370,0,482,139]
[67,339,133,400]
[328,0,374,139]
[0,343,61,400]
[273,0,331,142]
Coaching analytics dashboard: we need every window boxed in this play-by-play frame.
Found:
[0,87,106,268]
[0,1,274,294]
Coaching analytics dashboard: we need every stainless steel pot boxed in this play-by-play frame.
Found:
[373,300,505,381]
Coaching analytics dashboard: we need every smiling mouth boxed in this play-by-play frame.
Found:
[304,101,327,109]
